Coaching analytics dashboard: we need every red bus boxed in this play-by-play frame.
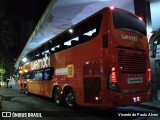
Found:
[17,7,151,109]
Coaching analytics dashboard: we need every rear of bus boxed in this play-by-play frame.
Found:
[105,8,151,107]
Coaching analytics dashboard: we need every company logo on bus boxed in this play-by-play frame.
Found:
[31,56,50,70]
[121,35,138,41]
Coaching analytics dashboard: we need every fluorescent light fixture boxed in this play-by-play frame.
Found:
[22,57,27,62]
[110,6,115,10]
[69,29,73,33]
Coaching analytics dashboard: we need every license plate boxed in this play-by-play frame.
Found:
[127,77,143,84]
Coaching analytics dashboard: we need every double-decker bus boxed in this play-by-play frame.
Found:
[17,7,151,109]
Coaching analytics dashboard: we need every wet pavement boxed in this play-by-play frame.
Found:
[0,86,160,120]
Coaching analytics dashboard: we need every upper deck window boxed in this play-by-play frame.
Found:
[112,9,146,36]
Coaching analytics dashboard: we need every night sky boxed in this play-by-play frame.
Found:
[0,0,50,76]
[1,0,50,59]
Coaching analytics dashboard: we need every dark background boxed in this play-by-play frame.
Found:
[0,0,50,76]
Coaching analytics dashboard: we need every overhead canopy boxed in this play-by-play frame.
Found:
[15,0,135,68]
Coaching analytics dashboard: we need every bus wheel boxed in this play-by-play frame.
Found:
[53,87,62,105]
[64,88,75,109]
[24,85,29,95]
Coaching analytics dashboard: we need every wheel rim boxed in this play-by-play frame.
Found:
[54,88,61,104]
[65,91,74,107]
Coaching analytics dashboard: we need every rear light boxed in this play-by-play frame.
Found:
[108,67,120,92]
[54,77,58,81]
[111,67,117,82]
[147,68,151,81]
[147,68,151,89]
[138,16,143,21]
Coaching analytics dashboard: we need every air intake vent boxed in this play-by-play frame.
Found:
[118,49,147,73]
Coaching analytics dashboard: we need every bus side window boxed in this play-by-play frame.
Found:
[51,45,61,53]
[63,37,79,49]
[44,69,50,80]
[26,72,31,79]
[48,14,102,54]
[71,40,78,46]
[22,72,31,79]
[50,36,63,53]
[35,70,44,80]
[44,68,54,80]
[79,14,102,44]
[31,71,35,79]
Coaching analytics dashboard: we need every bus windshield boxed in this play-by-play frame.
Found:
[112,8,146,36]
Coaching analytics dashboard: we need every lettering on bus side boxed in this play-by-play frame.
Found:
[31,56,50,70]
[55,68,67,76]
[67,64,74,77]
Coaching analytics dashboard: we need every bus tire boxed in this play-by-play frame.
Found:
[24,85,29,95]
[64,88,76,109]
[53,87,63,105]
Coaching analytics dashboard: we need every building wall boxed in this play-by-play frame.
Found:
[150,0,160,31]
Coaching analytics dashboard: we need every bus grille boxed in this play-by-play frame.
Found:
[118,49,147,73]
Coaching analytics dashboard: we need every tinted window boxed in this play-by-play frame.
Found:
[35,70,44,80]
[112,9,146,36]
[22,72,32,79]
[25,14,102,62]
[31,67,54,80]
[44,68,54,80]
[80,14,102,43]
[51,14,102,52]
